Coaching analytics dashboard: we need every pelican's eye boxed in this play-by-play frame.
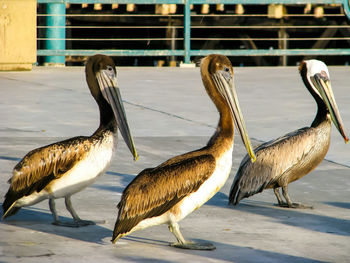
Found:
[320,70,328,79]
[105,65,116,77]
[220,66,232,83]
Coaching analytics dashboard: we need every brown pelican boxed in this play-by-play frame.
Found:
[2,54,138,226]
[229,59,348,208]
[112,54,256,250]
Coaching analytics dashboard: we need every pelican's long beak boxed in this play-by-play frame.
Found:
[212,71,256,162]
[311,74,349,143]
[96,69,139,160]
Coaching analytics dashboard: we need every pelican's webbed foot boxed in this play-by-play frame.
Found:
[52,218,106,227]
[168,222,216,250]
[277,202,313,209]
[273,187,313,209]
[170,241,216,250]
[52,219,95,227]
[49,197,104,227]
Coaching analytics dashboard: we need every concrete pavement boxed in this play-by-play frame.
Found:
[0,65,349,262]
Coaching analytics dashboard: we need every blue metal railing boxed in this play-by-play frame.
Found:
[37,0,350,65]
[44,3,66,64]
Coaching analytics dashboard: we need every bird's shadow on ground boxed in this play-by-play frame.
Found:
[324,201,350,210]
[116,235,327,263]
[0,205,111,244]
[0,170,136,245]
[206,192,350,237]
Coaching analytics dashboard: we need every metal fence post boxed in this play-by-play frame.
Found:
[44,3,65,66]
[184,0,191,64]
[343,0,350,20]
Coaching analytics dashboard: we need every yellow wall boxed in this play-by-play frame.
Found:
[0,0,36,71]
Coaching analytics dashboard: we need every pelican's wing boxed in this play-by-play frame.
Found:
[112,154,216,242]
[229,127,317,205]
[2,136,88,218]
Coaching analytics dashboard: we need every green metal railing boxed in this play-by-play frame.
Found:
[37,0,350,65]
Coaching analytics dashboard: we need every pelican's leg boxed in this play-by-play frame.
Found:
[49,198,61,224]
[49,197,95,227]
[50,198,80,227]
[168,222,216,250]
[49,198,79,227]
[281,186,313,209]
[281,186,294,207]
[273,187,285,206]
[64,196,96,227]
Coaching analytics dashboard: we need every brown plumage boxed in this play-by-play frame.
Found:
[229,59,348,208]
[3,137,88,218]
[112,54,256,250]
[2,54,137,226]
[114,154,216,239]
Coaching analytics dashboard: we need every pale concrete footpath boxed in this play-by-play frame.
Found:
[0,65,349,263]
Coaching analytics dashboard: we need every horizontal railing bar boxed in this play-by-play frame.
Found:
[37,13,345,18]
[190,0,345,4]
[191,14,345,17]
[38,14,183,17]
[38,0,185,4]
[37,25,350,29]
[191,49,350,56]
[37,0,345,4]
[38,38,184,41]
[190,37,350,41]
[37,37,350,41]
[37,49,350,57]
[191,25,350,29]
[37,49,185,56]
[38,26,183,29]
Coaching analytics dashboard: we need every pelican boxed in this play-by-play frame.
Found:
[229,59,348,208]
[112,54,256,250]
[2,54,138,226]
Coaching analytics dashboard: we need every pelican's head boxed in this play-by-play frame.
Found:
[299,59,348,143]
[201,54,256,162]
[85,54,138,160]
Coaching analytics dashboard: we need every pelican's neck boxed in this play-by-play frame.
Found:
[311,102,328,128]
[299,65,329,128]
[201,68,234,150]
[207,113,235,154]
[217,107,235,141]
[98,100,115,126]
[91,98,117,136]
